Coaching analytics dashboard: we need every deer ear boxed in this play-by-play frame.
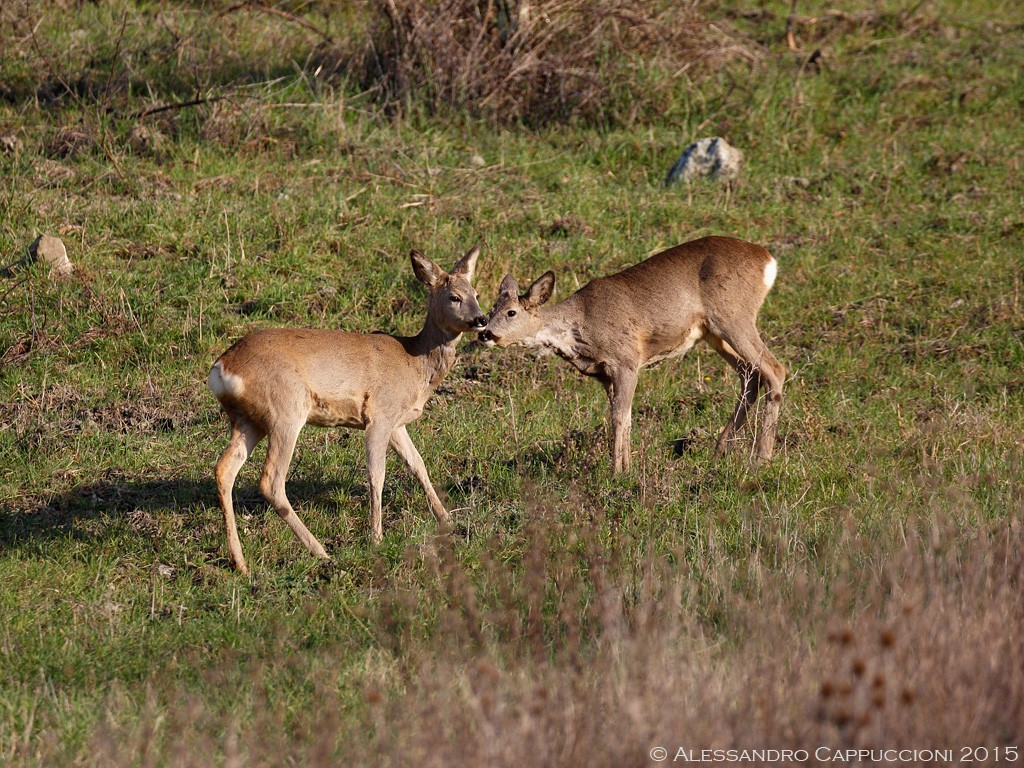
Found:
[410,249,445,287]
[498,273,519,298]
[522,271,555,309]
[450,245,480,281]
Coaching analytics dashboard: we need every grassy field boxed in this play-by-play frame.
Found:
[1,0,1023,764]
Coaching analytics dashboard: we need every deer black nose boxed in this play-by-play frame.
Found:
[478,329,494,342]
[472,315,487,329]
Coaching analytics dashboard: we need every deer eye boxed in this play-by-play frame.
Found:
[507,309,517,318]
[450,295,463,304]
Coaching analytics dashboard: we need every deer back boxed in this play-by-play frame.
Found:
[556,237,776,367]
[211,328,436,431]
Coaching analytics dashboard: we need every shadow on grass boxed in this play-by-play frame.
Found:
[0,471,355,551]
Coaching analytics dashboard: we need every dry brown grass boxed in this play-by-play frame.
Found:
[360,0,758,125]
[0,0,755,129]
[67,501,1024,766]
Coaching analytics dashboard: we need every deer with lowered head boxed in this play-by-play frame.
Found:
[480,236,785,472]
[208,246,487,574]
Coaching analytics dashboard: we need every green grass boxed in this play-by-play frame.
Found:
[1,0,1023,763]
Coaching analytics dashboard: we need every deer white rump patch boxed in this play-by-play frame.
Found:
[209,359,245,399]
[763,257,778,290]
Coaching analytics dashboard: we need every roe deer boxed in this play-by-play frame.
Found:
[209,246,487,574]
[480,236,785,473]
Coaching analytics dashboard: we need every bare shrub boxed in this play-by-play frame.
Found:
[360,0,759,125]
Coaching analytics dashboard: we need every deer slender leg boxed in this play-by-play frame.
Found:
[215,417,265,575]
[710,328,785,462]
[259,423,330,560]
[752,347,785,462]
[390,424,450,528]
[365,421,392,545]
[601,367,639,474]
[707,334,760,456]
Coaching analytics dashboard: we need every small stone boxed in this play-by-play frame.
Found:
[469,154,486,167]
[1,134,23,156]
[28,235,73,277]
[666,137,744,186]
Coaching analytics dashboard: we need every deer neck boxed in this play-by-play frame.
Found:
[410,315,461,391]
[532,300,588,363]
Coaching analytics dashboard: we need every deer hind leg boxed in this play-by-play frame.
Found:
[215,416,265,575]
[753,345,785,462]
[709,326,785,462]
[707,335,760,457]
[389,424,450,529]
[258,422,330,561]
[601,367,639,474]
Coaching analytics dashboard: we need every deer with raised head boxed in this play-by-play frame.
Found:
[208,246,487,574]
[480,236,785,472]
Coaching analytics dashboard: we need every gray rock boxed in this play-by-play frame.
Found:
[666,137,743,186]
[28,235,73,277]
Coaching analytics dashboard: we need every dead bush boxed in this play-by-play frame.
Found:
[360,0,759,125]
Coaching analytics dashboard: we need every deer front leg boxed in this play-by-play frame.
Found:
[389,424,451,530]
[602,367,639,474]
[365,421,392,544]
